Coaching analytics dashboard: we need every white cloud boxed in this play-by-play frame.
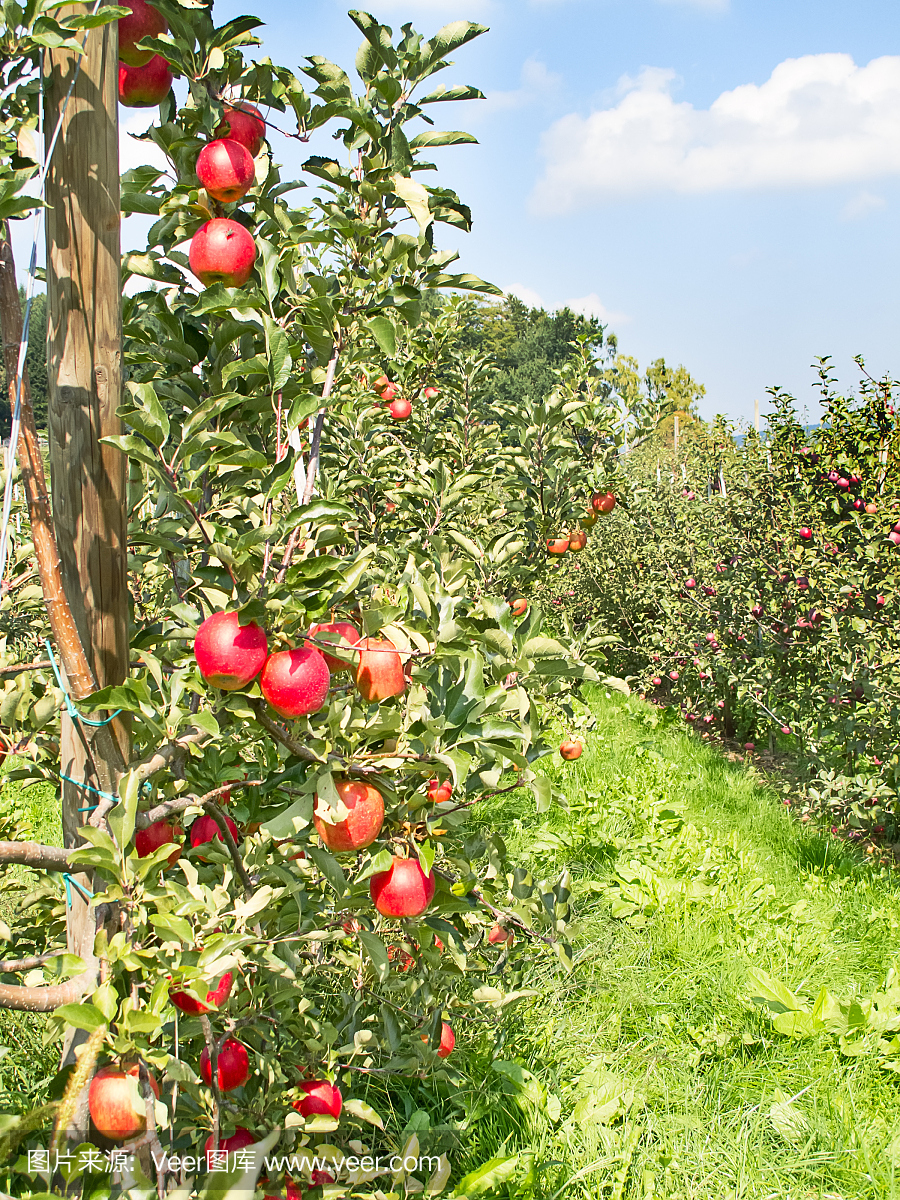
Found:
[505,283,545,308]
[481,57,561,116]
[532,54,900,213]
[565,292,631,326]
[841,189,887,221]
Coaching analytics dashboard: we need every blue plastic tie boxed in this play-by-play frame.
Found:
[62,873,95,908]
[44,640,122,727]
[60,773,117,804]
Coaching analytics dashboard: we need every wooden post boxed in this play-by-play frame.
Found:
[44,8,128,1098]
[754,398,760,433]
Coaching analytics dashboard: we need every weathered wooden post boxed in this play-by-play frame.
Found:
[44,5,129,1096]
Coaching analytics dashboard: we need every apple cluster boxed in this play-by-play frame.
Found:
[117,607,463,1156]
[116,2,263,290]
[546,490,615,558]
[117,0,172,109]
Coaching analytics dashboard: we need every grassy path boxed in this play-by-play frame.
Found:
[456,690,900,1200]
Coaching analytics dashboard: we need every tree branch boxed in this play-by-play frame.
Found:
[0,953,58,973]
[87,728,209,828]
[0,967,99,1012]
[0,841,71,871]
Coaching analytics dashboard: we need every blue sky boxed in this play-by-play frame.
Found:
[148,0,899,423]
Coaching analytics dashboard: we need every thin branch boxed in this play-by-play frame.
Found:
[136,780,264,828]
[249,700,324,764]
[0,952,58,972]
[202,802,254,899]
[0,659,51,675]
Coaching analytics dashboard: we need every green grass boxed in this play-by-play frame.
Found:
[0,768,62,1113]
[454,689,900,1199]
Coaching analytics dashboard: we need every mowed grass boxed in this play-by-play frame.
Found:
[454,689,900,1200]
[0,769,62,1112]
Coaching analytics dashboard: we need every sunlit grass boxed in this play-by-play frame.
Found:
[458,689,900,1199]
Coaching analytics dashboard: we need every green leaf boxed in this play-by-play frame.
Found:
[408,130,477,149]
[419,83,486,104]
[54,1003,107,1033]
[306,846,347,896]
[747,967,804,1015]
[452,1154,520,1198]
[357,931,389,982]
[108,770,141,853]
[149,914,194,943]
[367,315,396,358]
[123,381,169,448]
[342,1097,385,1128]
[264,314,292,391]
[423,20,489,67]
[392,173,432,234]
[262,794,314,840]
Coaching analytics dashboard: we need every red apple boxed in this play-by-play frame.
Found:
[313,778,384,852]
[559,738,583,761]
[189,218,256,288]
[581,511,598,529]
[421,1022,454,1058]
[170,971,234,1015]
[260,646,330,718]
[370,856,435,917]
[292,1079,342,1119]
[190,814,240,858]
[354,637,406,702]
[568,530,587,552]
[216,102,266,156]
[378,382,400,401]
[685,578,696,589]
[89,1063,159,1141]
[423,386,439,399]
[196,138,256,203]
[373,374,390,390]
[508,597,528,618]
[591,492,616,514]
[118,0,167,66]
[204,1127,255,1166]
[305,621,360,672]
[118,54,173,107]
[134,819,181,867]
[195,610,268,690]
[200,1038,250,1092]
[427,779,452,804]
[389,398,412,421]
[799,527,812,540]
[546,538,569,555]
[889,531,900,547]
[866,502,878,514]
[488,923,514,947]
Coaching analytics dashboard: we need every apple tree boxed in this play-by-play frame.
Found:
[0,4,602,1194]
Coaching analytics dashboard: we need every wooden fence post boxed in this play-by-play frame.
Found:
[44,6,128,1118]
